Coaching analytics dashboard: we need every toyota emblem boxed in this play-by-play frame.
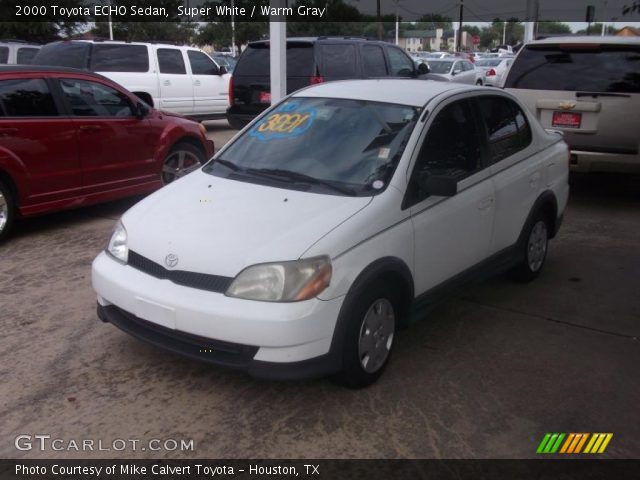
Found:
[165,254,179,268]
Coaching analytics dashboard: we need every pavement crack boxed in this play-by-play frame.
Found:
[459,297,639,341]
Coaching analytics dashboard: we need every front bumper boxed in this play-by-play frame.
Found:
[92,252,345,379]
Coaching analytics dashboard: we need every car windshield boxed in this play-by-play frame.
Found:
[204,97,421,196]
[427,61,453,74]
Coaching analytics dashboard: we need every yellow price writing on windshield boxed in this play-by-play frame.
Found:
[257,113,311,134]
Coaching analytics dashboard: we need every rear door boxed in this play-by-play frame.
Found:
[56,77,157,193]
[504,42,640,156]
[317,43,361,81]
[0,76,81,207]
[360,44,389,78]
[16,47,40,65]
[155,47,194,114]
[186,49,229,115]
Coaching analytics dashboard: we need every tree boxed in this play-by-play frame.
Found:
[575,23,618,35]
[0,0,88,42]
[536,22,571,35]
[91,21,197,43]
[198,22,268,50]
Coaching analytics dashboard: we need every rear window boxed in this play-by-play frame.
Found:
[234,43,314,77]
[0,78,58,116]
[16,47,40,64]
[91,44,149,72]
[505,44,640,93]
[319,44,357,77]
[476,59,501,67]
[0,47,8,64]
[33,42,90,69]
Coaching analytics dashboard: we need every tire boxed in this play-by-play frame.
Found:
[161,142,206,185]
[510,213,550,282]
[476,79,483,86]
[0,178,16,242]
[334,280,398,388]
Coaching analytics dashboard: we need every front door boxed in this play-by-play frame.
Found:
[186,49,229,115]
[156,47,194,115]
[407,97,495,295]
[57,77,156,193]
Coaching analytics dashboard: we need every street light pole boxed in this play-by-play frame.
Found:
[108,0,113,40]
[503,21,506,44]
[456,0,464,52]
[231,0,236,56]
[395,0,399,45]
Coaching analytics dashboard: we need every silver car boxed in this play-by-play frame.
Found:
[504,36,640,174]
[426,59,481,85]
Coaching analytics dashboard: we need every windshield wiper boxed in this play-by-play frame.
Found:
[214,158,243,171]
[246,168,357,196]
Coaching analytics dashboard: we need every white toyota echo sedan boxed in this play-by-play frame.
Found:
[92,79,569,387]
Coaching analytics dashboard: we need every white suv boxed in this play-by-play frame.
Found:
[0,41,40,65]
[92,80,569,387]
[32,40,230,121]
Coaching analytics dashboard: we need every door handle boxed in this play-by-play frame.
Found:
[477,197,494,211]
[194,80,201,86]
[79,125,101,133]
[163,80,171,86]
[0,127,17,136]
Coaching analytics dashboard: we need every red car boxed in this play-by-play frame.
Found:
[0,66,215,240]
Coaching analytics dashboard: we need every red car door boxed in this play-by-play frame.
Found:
[56,76,158,194]
[0,75,81,214]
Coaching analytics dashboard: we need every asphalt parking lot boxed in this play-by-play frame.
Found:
[1,120,639,459]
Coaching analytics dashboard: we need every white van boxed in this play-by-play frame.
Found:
[32,40,230,121]
[0,41,41,65]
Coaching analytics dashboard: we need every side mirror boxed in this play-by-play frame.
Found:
[218,65,228,75]
[419,173,457,197]
[417,62,430,75]
[135,102,149,119]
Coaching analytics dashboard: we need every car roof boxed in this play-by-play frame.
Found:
[528,36,640,45]
[0,65,123,85]
[247,37,390,47]
[293,79,472,107]
[43,39,197,48]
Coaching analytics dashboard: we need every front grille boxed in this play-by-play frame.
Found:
[128,251,233,293]
[102,305,258,368]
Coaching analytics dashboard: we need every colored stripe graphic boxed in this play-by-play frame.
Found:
[539,433,613,454]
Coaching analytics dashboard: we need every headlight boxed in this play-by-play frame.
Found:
[226,256,332,302]
[106,221,128,264]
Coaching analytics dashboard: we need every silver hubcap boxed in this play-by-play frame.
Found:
[527,220,548,272]
[358,298,395,374]
[162,150,201,185]
[0,192,7,232]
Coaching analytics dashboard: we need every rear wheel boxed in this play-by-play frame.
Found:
[334,281,397,388]
[0,178,16,242]
[161,143,206,185]
[511,213,549,282]
[476,79,483,86]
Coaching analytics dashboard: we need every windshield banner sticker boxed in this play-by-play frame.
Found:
[249,102,316,141]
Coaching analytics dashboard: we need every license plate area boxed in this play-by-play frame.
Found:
[552,111,582,129]
[134,297,176,330]
[259,91,271,103]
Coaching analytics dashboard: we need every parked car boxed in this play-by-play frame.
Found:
[504,36,640,173]
[0,66,214,241]
[32,40,230,121]
[93,79,569,387]
[427,59,482,85]
[227,37,429,129]
[475,57,513,87]
[0,40,40,65]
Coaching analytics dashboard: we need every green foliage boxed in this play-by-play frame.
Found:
[0,0,88,42]
[536,22,572,34]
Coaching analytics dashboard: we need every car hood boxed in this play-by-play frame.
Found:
[122,171,373,277]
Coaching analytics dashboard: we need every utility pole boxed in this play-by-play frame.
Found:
[456,0,463,52]
[395,0,399,46]
[377,0,383,40]
[503,21,506,44]
[231,0,236,56]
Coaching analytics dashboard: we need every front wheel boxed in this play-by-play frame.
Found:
[0,178,16,242]
[511,215,549,282]
[161,143,206,185]
[334,281,397,388]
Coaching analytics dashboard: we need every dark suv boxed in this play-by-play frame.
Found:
[227,37,428,129]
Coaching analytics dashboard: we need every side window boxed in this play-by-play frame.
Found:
[477,96,532,164]
[157,48,186,74]
[463,61,473,71]
[387,47,415,76]
[17,47,40,65]
[0,78,58,116]
[0,47,8,64]
[91,45,149,72]
[319,44,357,77]
[60,79,133,117]
[406,100,483,205]
[453,61,463,73]
[187,50,218,75]
[361,45,387,77]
